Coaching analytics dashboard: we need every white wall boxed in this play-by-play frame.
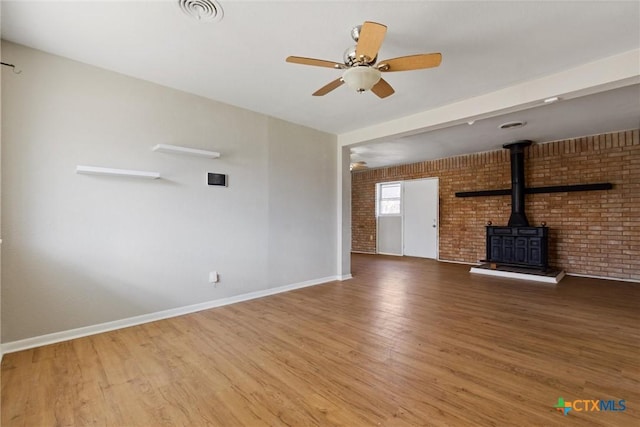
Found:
[267,119,336,286]
[340,146,351,277]
[1,41,338,343]
[0,37,4,355]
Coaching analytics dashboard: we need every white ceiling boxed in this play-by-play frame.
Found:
[2,1,639,168]
[351,84,640,168]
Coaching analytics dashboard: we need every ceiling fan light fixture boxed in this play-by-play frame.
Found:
[350,161,368,171]
[342,67,381,93]
[286,21,440,98]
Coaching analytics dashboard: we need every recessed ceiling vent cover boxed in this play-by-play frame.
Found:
[498,121,526,130]
[179,0,223,22]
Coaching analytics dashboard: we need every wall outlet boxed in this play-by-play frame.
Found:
[209,271,219,283]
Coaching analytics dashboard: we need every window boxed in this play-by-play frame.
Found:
[377,182,402,216]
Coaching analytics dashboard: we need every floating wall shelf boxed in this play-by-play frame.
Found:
[76,165,161,179]
[152,144,220,159]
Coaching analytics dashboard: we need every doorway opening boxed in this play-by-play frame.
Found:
[375,178,439,259]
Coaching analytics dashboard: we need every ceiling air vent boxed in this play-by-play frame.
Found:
[498,121,526,130]
[179,0,223,22]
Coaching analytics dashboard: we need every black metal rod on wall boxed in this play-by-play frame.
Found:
[526,183,613,194]
[455,189,512,197]
[455,182,613,198]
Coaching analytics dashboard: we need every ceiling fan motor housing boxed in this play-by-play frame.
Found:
[344,45,358,66]
[344,45,376,66]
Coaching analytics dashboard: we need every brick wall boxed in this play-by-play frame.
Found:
[351,129,640,281]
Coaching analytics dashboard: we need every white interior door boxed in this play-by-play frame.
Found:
[403,178,439,259]
[377,216,402,255]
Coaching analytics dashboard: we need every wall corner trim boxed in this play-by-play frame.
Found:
[1,275,341,355]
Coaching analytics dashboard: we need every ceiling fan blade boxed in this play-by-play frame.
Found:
[371,78,395,99]
[313,78,344,96]
[377,53,442,72]
[286,56,345,69]
[355,21,387,63]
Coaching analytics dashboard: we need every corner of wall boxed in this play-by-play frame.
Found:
[338,145,352,278]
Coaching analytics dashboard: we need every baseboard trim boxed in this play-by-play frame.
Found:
[340,274,353,280]
[1,275,341,355]
[566,272,639,283]
[437,258,476,266]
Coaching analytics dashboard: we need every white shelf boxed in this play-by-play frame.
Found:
[152,144,220,159]
[76,165,161,179]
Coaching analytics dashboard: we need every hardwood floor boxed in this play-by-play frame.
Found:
[2,254,639,426]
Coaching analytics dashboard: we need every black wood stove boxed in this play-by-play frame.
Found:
[485,140,549,270]
[486,225,548,270]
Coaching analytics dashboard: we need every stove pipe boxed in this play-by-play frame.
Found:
[503,140,532,227]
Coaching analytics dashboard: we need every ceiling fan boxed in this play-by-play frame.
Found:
[286,21,442,99]
[350,161,368,171]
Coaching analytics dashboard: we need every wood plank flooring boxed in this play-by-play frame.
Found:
[2,254,639,426]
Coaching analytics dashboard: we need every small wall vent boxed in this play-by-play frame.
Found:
[179,0,224,22]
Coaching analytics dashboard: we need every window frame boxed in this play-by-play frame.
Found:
[376,181,403,217]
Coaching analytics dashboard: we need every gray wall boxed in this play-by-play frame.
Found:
[340,146,352,276]
[267,118,336,286]
[1,41,338,342]
[0,39,3,348]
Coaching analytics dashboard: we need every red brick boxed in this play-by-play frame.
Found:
[351,129,640,280]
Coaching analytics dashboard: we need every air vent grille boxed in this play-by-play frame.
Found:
[498,121,526,130]
[179,0,223,22]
